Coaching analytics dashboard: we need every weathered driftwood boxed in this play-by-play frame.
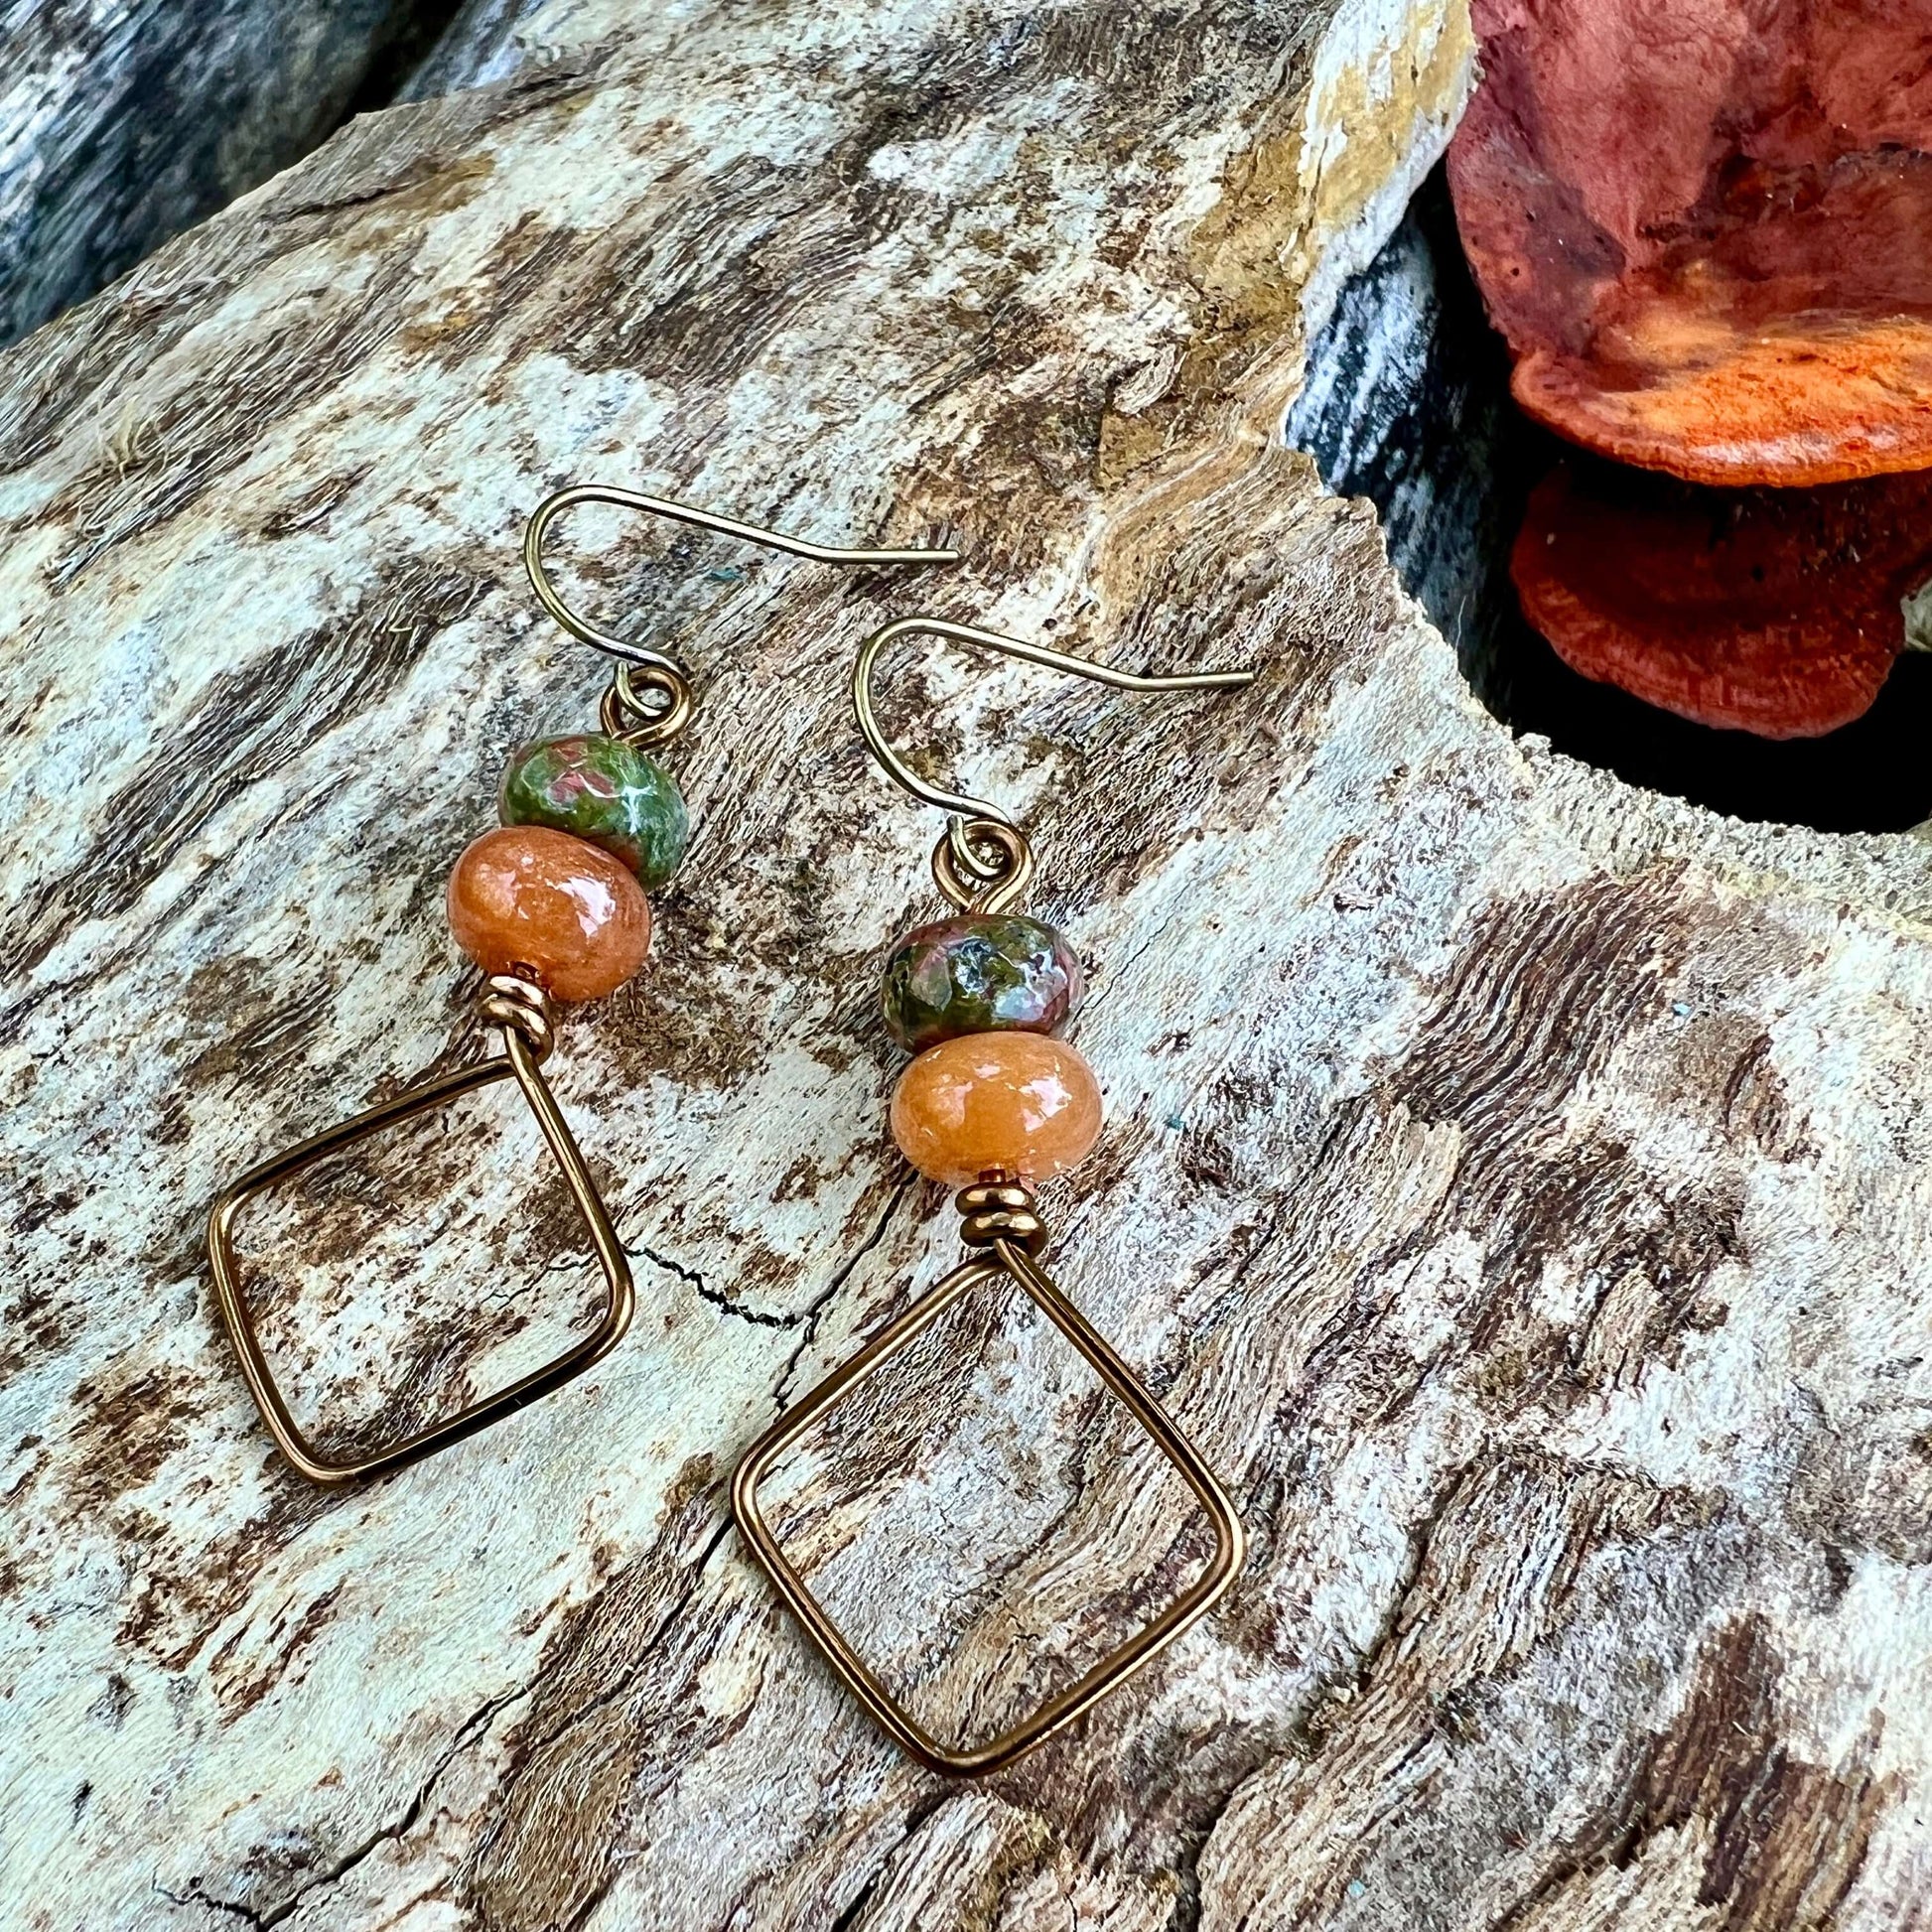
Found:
[399,0,543,101]
[4,1,1931,1928]
[0,0,443,346]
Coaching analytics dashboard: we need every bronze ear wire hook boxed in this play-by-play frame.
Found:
[851,615,1256,911]
[525,485,961,747]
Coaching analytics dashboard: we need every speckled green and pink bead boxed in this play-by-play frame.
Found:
[498,733,689,889]
[881,912,1084,1054]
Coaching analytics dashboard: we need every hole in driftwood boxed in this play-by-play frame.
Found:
[1289,168,1932,837]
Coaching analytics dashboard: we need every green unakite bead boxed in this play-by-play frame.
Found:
[498,734,689,890]
[881,913,1085,1054]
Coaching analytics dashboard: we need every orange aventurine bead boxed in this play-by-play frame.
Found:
[889,1032,1103,1187]
[446,825,650,1002]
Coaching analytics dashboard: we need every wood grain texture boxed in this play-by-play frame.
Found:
[0,0,446,347]
[4,2,1931,1928]
[399,0,542,101]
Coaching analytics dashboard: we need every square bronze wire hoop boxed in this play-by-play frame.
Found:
[207,1031,633,1484]
[731,1237,1245,1776]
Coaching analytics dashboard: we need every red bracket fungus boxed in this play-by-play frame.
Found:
[1513,462,1932,739]
[1449,0,1932,485]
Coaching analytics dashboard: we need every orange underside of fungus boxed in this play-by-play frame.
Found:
[1512,463,1932,738]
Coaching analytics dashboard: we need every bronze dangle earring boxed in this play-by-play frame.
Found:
[207,489,956,1485]
[732,616,1254,1777]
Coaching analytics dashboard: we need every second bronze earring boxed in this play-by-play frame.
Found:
[733,617,1254,1776]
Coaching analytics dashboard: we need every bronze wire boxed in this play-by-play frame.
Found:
[854,616,1252,911]
[206,489,957,1484]
[730,615,1258,1776]
[526,483,961,749]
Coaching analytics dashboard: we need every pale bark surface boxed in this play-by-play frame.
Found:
[3,3,1930,1929]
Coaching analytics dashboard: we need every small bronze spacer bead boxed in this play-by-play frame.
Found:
[955,1180,1035,1215]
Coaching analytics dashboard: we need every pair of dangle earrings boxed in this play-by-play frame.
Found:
[207,488,1250,1775]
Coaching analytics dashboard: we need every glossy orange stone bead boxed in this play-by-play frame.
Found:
[889,1032,1103,1187]
[445,825,650,1002]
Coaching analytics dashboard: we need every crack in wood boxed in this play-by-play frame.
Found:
[161,1680,529,1926]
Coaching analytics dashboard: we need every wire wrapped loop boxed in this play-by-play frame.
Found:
[476,973,557,1063]
[932,817,1035,915]
[600,662,694,750]
[954,1178,1048,1256]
